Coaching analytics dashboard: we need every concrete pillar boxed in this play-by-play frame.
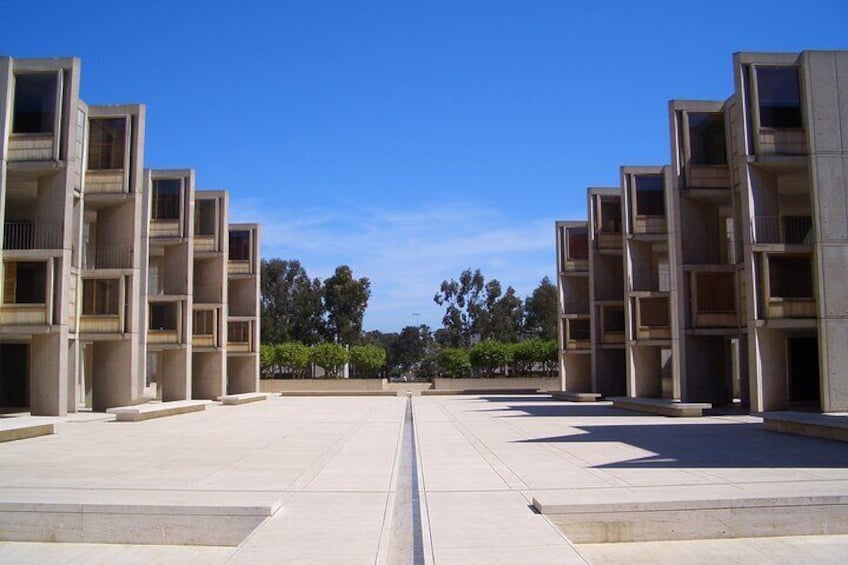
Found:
[30,331,68,416]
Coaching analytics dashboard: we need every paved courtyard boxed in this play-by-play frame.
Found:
[1,394,848,563]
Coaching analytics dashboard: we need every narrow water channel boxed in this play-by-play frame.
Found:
[386,395,425,564]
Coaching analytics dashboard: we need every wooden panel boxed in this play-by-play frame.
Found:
[633,216,667,234]
[601,332,625,344]
[8,134,54,161]
[228,261,251,275]
[148,330,179,344]
[0,305,47,325]
[85,170,125,194]
[597,233,622,249]
[687,165,731,189]
[193,334,215,348]
[564,259,589,272]
[758,129,807,155]
[767,299,816,319]
[194,236,216,253]
[80,315,121,333]
[228,342,251,353]
[566,340,591,350]
[150,220,180,238]
[636,327,671,339]
[694,312,737,328]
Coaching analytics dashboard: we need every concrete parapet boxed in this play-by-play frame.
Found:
[432,377,559,392]
[260,379,387,393]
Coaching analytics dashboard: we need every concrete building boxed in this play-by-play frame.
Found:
[557,49,848,418]
[587,187,626,397]
[227,223,260,395]
[0,56,261,415]
[555,221,591,392]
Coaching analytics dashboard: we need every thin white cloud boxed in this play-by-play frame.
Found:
[230,196,582,331]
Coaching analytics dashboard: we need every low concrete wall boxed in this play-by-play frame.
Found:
[432,377,559,392]
[260,379,387,393]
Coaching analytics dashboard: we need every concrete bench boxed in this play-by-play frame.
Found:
[107,400,212,422]
[0,418,55,443]
[608,396,711,417]
[763,411,848,442]
[219,392,272,405]
[551,391,602,402]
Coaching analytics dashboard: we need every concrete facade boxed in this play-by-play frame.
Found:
[555,220,591,393]
[556,49,848,417]
[0,56,261,415]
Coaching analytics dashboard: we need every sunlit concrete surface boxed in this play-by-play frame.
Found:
[1,395,847,563]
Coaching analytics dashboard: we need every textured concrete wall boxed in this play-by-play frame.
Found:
[260,378,387,393]
[432,377,560,392]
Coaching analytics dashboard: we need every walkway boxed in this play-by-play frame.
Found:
[0,395,847,563]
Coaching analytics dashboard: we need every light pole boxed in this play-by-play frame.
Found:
[412,312,421,327]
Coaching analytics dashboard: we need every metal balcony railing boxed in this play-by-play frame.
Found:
[83,245,133,269]
[3,222,62,250]
[752,215,813,245]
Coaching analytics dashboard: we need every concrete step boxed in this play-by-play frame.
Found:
[763,411,848,442]
[0,418,55,443]
[609,396,711,417]
[106,400,212,422]
[532,481,848,543]
[219,392,273,405]
[552,391,602,402]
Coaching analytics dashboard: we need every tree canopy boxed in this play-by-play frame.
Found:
[323,265,371,345]
[260,259,324,345]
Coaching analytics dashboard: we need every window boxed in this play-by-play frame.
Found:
[600,200,621,232]
[640,297,669,327]
[228,321,250,343]
[568,319,590,341]
[88,118,126,170]
[229,230,251,261]
[152,179,181,220]
[757,66,802,129]
[3,262,46,304]
[769,256,813,299]
[688,113,727,165]
[13,73,57,134]
[195,200,216,236]
[603,306,625,333]
[567,228,588,260]
[634,175,665,216]
[697,273,735,312]
[82,279,119,315]
[193,310,215,336]
[150,303,178,331]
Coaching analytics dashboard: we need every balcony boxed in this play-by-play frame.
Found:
[83,245,133,269]
[564,318,590,350]
[600,305,625,345]
[596,231,622,250]
[757,128,807,156]
[8,133,54,161]
[636,296,670,340]
[765,254,816,320]
[194,235,218,253]
[691,271,738,328]
[686,164,731,189]
[85,170,126,194]
[766,298,816,319]
[227,321,252,352]
[148,330,180,344]
[752,216,813,245]
[150,219,181,238]
[3,222,62,250]
[562,300,590,317]
[633,215,666,235]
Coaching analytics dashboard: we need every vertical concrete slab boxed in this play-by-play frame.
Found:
[30,331,68,416]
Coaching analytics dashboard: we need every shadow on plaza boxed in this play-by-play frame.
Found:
[516,422,848,468]
[473,399,644,418]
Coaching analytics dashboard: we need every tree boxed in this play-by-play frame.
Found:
[261,259,324,345]
[510,338,547,375]
[322,265,371,345]
[436,348,471,377]
[484,284,524,343]
[469,340,513,377]
[391,325,426,372]
[274,342,311,378]
[309,343,349,378]
[349,345,387,378]
[433,268,486,348]
[260,344,276,379]
[524,277,558,341]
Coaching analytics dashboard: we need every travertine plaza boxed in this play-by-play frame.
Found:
[556,50,848,426]
[0,56,261,417]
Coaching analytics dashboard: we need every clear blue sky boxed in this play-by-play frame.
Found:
[3,1,846,332]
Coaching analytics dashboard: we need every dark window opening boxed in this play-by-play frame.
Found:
[769,255,813,298]
[13,73,57,134]
[603,307,625,332]
[634,175,665,216]
[150,303,178,331]
[757,66,802,129]
[567,228,589,260]
[688,112,727,165]
[82,279,119,315]
[152,179,181,220]
[568,319,590,341]
[193,310,215,335]
[228,321,250,343]
[640,297,669,327]
[88,118,126,170]
[3,262,46,304]
[697,273,735,312]
[195,200,216,236]
[229,230,251,261]
[600,200,621,232]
